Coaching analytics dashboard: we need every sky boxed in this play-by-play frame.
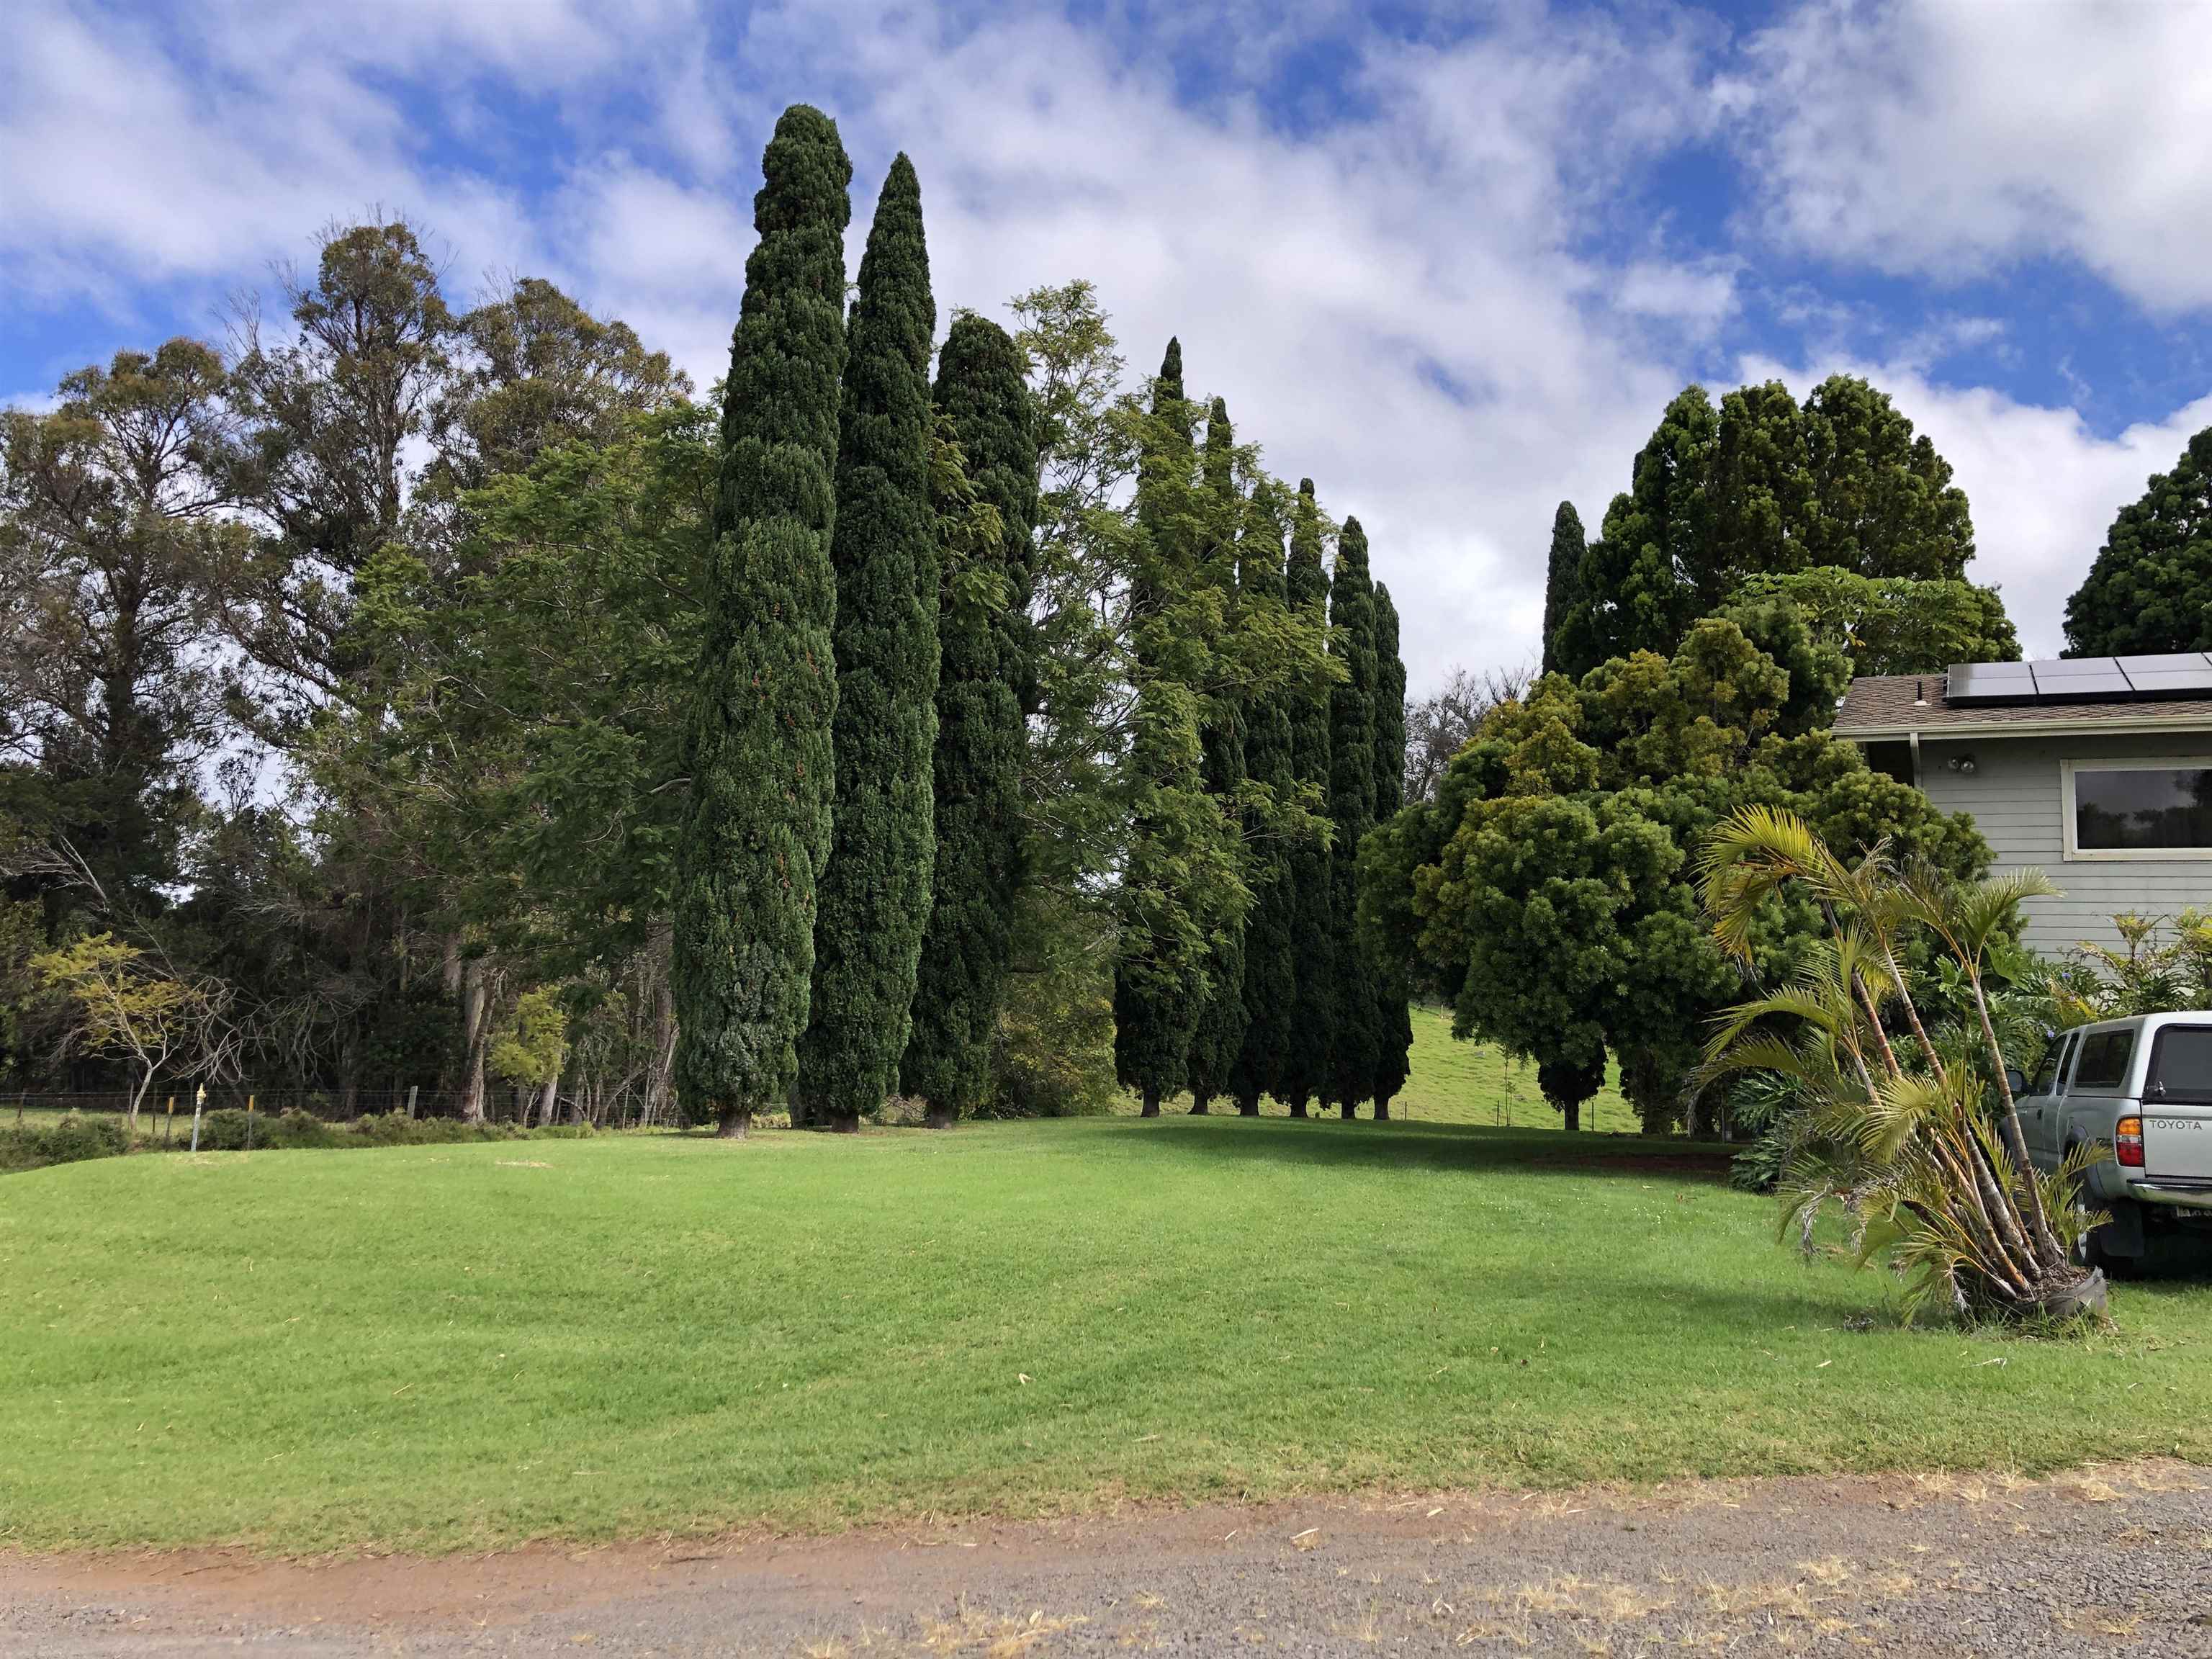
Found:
[6,0,2212,693]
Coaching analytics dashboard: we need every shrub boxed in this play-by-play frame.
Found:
[0,1112,130,1172]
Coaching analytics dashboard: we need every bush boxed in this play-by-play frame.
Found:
[0,1112,130,1172]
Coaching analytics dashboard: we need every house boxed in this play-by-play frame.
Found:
[1833,654,2212,957]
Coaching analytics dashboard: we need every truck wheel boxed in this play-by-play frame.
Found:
[2069,1163,2142,1276]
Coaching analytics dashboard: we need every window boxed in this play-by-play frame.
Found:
[2028,1033,2069,1097]
[2148,1027,2212,1104]
[2064,760,2212,859]
[2072,1030,2136,1092]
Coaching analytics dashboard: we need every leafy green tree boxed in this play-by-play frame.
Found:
[1538,501,1583,677]
[796,153,939,1133]
[1556,377,1983,678]
[673,104,851,1138]
[1730,567,2018,678]
[1367,619,1987,1134]
[1369,581,1413,1116]
[2064,425,2212,657]
[1113,340,1214,1115]
[1325,517,1380,1117]
[1,341,245,903]
[1184,397,1249,1114]
[903,313,1038,1127]
[1279,480,1335,1117]
[1229,482,1298,1116]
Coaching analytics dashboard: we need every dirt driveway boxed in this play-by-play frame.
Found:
[5,1462,2208,1656]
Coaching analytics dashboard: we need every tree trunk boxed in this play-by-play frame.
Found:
[1339,1099,1356,1120]
[924,1103,953,1130]
[1140,1087,1161,1118]
[459,960,490,1123]
[827,1110,860,1133]
[716,1105,750,1140]
[1563,1100,1581,1132]
[1287,1094,1308,1119]
[1236,1092,1260,1117]
[1373,1097,1390,1121]
[644,926,676,1128]
[1189,1096,1209,1114]
[536,1069,559,1128]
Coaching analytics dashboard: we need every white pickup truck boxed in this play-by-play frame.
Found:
[2017,1012,2212,1267]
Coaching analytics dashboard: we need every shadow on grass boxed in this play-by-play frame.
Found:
[1089,1112,1737,1184]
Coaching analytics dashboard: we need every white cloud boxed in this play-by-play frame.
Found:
[4,0,2207,698]
[1736,0,2212,313]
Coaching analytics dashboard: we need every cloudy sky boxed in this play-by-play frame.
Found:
[6,0,2211,691]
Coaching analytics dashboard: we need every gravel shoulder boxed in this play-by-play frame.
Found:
[4,1461,2208,1657]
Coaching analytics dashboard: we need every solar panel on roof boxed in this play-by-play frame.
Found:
[2121,667,2212,698]
[2031,660,2133,700]
[1947,661,2036,705]
[2116,652,2212,675]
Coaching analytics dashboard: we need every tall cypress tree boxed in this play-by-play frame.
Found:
[1278,480,1334,1118]
[901,315,1038,1127]
[1230,481,1296,1117]
[673,104,851,1138]
[794,154,938,1132]
[1113,340,1206,1115]
[1539,501,1583,677]
[1324,516,1380,1118]
[1184,397,1249,1114]
[1367,580,1413,1118]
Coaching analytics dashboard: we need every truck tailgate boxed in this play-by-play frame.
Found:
[2144,1105,2212,1182]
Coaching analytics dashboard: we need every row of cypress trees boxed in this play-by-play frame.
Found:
[673,103,1409,1134]
[673,107,1035,1136]
[1113,344,1415,1121]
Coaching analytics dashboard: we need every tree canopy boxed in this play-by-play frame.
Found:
[2064,423,2212,657]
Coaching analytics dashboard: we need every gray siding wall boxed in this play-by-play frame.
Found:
[1915,730,2212,958]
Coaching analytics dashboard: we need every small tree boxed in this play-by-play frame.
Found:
[1699,808,2107,1323]
[32,935,221,1130]
[489,985,568,1125]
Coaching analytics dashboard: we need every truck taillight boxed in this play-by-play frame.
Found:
[2116,1115,2144,1169]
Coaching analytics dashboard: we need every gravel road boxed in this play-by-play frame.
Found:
[5,1461,2208,1656]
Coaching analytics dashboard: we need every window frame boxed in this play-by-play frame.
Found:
[2146,1024,2212,1105]
[2060,756,2212,862]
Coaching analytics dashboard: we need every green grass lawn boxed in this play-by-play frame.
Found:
[1113,1004,1645,1130]
[3,1115,2207,1555]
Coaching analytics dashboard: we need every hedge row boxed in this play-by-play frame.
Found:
[0,1110,595,1174]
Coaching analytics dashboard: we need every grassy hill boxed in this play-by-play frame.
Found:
[3,1117,2206,1553]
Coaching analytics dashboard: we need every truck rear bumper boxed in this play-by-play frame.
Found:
[2126,1179,2212,1212]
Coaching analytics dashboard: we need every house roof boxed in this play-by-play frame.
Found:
[1835,672,2212,739]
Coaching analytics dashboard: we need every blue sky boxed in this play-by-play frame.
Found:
[6,0,2211,687]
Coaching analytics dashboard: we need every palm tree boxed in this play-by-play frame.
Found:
[1698,807,2108,1323]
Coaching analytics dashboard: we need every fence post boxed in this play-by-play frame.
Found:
[190,1096,203,1152]
[165,1094,175,1146]
[245,1092,256,1151]
[405,1084,418,1120]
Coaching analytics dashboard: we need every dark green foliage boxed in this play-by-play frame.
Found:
[1556,377,1983,678]
[1324,517,1380,1115]
[1184,398,1249,1112]
[1731,567,2018,678]
[2064,424,2212,656]
[673,104,851,1136]
[1539,502,1583,678]
[1377,618,1990,1135]
[1278,480,1335,1116]
[1229,485,1298,1115]
[902,313,1038,1124]
[796,154,939,1130]
[1538,1057,1605,1135]
[1368,582,1413,1116]
[0,1112,128,1173]
[1113,340,1212,1113]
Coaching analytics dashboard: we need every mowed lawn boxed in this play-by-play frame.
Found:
[1113,1003,1645,1130]
[3,1117,2208,1554]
